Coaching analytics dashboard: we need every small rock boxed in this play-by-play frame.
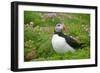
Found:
[25,49,37,61]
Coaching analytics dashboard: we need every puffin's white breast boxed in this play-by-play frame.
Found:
[52,34,75,54]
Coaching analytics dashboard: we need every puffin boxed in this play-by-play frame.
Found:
[52,23,84,54]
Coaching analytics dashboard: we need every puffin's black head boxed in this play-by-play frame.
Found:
[55,23,64,33]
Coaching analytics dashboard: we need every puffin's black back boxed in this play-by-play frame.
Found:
[54,31,83,49]
[64,35,82,49]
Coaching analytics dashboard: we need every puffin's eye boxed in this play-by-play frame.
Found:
[57,24,60,26]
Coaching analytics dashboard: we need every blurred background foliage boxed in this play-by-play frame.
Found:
[24,11,90,61]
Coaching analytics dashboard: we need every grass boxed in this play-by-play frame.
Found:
[24,11,90,61]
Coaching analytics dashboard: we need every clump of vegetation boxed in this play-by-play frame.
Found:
[24,11,90,61]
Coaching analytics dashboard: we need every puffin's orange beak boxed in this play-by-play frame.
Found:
[63,25,68,32]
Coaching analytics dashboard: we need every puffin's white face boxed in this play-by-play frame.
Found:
[55,23,64,32]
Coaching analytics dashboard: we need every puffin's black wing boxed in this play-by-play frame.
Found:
[64,35,82,49]
[54,31,84,49]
